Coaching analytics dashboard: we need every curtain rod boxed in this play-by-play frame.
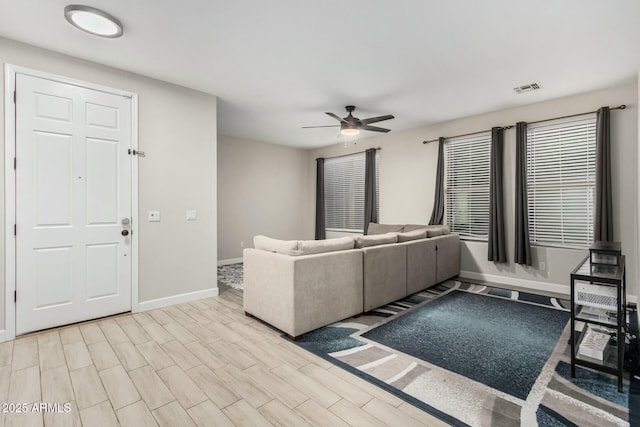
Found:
[526,104,625,125]
[316,147,381,161]
[422,104,626,144]
[422,126,513,144]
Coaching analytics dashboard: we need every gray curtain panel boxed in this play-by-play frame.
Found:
[315,158,326,240]
[363,148,378,235]
[488,127,507,263]
[428,137,445,225]
[595,106,613,242]
[514,122,532,265]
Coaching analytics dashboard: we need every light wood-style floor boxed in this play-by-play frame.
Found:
[0,286,448,427]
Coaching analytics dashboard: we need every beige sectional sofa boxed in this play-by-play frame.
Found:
[243,224,460,339]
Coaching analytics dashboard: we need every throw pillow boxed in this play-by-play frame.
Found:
[355,232,398,248]
[297,237,355,255]
[397,229,428,242]
[253,235,299,255]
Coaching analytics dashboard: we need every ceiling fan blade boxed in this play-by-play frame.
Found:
[302,125,340,128]
[361,125,391,133]
[325,112,346,123]
[360,114,395,125]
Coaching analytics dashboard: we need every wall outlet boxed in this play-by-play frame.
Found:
[186,210,197,220]
[539,261,546,271]
[148,211,161,222]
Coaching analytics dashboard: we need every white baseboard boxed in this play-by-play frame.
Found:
[0,329,6,343]
[459,271,639,304]
[459,271,569,295]
[138,287,219,312]
[217,258,242,266]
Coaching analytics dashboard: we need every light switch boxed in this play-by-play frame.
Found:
[148,211,161,222]
[186,210,197,221]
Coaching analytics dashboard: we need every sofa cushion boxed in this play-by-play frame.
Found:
[402,224,428,233]
[402,224,450,236]
[426,225,450,237]
[367,223,404,235]
[297,237,355,255]
[397,229,428,242]
[254,235,299,255]
[355,232,398,248]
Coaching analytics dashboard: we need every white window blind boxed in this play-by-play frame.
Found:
[444,133,491,239]
[527,117,596,248]
[324,152,379,233]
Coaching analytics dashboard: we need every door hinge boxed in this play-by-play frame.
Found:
[14,224,16,236]
[14,157,16,170]
[14,291,16,303]
[13,90,16,104]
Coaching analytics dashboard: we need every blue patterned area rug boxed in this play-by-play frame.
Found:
[290,281,637,426]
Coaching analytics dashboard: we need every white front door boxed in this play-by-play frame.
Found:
[15,73,133,335]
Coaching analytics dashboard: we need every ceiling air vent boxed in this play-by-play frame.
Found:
[513,82,541,94]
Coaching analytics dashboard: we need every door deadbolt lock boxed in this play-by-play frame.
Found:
[121,230,129,236]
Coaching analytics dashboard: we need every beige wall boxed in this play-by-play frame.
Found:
[217,135,308,261]
[308,83,639,299]
[0,37,218,332]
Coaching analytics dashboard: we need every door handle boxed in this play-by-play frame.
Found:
[121,230,129,236]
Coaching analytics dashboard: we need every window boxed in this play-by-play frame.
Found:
[444,133,491,239]
[324,152,379,233]
[527,117,596,248]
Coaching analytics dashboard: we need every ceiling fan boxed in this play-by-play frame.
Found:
[303,106,395,136]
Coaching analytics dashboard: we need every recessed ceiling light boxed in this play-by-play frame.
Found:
[64,5,123,38]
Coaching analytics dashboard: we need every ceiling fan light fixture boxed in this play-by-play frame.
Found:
[303,106,393,137]
[64,5,123,38]
[341,127,360,136]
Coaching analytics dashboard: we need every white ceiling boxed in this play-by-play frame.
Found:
[1,0,639,148]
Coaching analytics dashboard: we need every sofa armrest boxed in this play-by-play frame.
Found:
[361,244,407,312]
[243,248,363,337]
[432,234,460,283]
[401,238,437,294]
